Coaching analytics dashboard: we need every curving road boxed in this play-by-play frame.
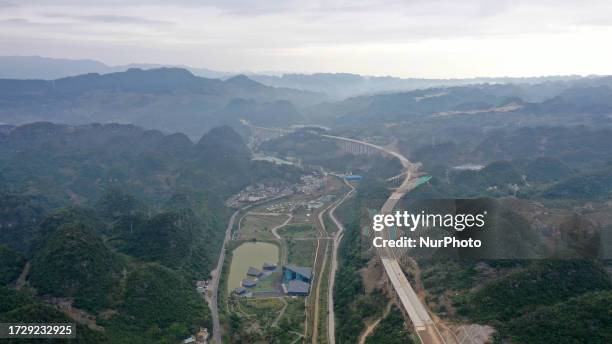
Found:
[271,214,293,240]
[327,178,356,344]
[246,125,446,343]
[208,209,240,344]
[322,134,446,344]
[311,199,336,343]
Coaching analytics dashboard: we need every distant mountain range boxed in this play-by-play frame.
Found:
[0,56,232,80]
[304,77,612,126]
[2,56,612,138]
[1,56,598,99]
[0,67,321,137]
[248,73,589,99]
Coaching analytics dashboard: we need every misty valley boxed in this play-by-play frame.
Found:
[0,62,610,344]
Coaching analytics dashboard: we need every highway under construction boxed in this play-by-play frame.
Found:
[323,133,447,344]
[244,124,448,344]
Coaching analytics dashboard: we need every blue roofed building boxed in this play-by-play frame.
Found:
[285,280,311,296]
[283,265,312,283]
[344,175,362,181]
[263,262,276,271]
[242,279,257,288]
[234,287,247,295]
[247,267,262,277]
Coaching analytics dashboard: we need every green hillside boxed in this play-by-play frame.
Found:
[29,223,122,311]
[96,263,209,343]
[125,209,219,279]
[500,291,612,343]
[456,260,612,322]
[0,68,321,136]
[122,264,208,331]
[0,287,110,343]
[365,306,415,344]
[542,167,612,200]
[0,245,26,285]
[0,193,48,253]
[0,122,305,343]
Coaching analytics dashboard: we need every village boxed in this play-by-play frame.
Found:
[232,262,313,298]
[224,173,326,208]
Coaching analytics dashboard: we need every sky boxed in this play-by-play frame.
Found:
[1,0,612,78]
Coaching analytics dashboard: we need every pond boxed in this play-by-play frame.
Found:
[227,242,279,293]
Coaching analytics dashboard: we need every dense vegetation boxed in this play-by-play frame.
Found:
[105,264,208,342]
[409,155,612,206]
[0,245,25,285]
[29,222,122,311]
[333,187,389,344]
[226,297,306,343]
[0,123,303,342]
[365,306,414,344]
[420,260,477,298]
[124,208,219,279]
[0,191,215,343]
[334,216,370,343]
[0,122,300,207]
[0,68,322,136]
[454,260,612,342]
[387,111,612,343]
[2,67,612,343]
[541,166,612,200]
[458,260,611,320]
[0,287,110,343]
[498,291,612,343]
[0,193,48,253]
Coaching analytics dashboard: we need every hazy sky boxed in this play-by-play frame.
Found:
[1,0,611,78]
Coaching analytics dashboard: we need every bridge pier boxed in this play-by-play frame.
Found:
[336,140,377,156]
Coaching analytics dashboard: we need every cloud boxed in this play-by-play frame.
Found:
[0,0,521,16]
[44,13,173,26]
[0,18,73,28]
[572,15,612,27]
[1,0,611,77]
[0,1,17,7]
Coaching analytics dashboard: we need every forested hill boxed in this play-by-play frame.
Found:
[0,122,302,343]
[0,122,298,207]
[305,77,612,127]
[0,68,322,136]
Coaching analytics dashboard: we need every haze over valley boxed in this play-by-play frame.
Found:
[1,1,611,343]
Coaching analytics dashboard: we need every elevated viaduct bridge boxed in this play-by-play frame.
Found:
[322,134,444,343]
[246,124,446,344]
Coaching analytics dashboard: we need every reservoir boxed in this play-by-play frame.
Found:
[227,242,279,292]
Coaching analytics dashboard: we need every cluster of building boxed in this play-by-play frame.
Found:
[233,263,313,297]
[234,262,277,296]
[263,201,296,213]
[282,265,312,296]
[305,194,335,211]
[225,183,294,208]
[298,173,326,194]
[225,173,326,208]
